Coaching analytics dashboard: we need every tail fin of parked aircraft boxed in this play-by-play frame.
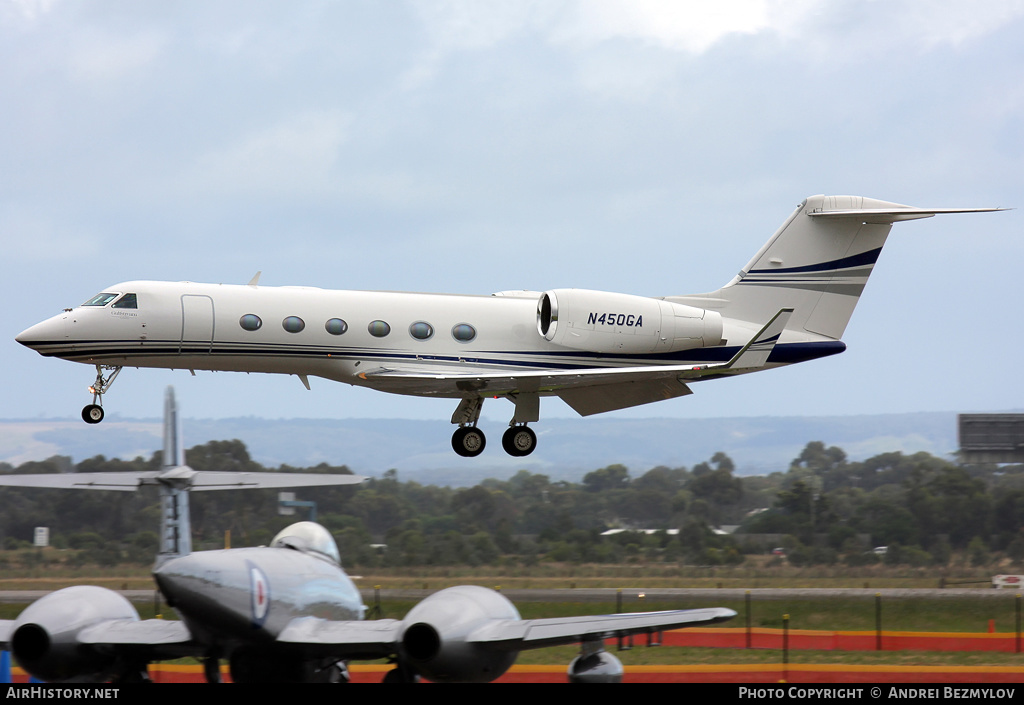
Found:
[671,195,1003,340]
[0,387,366,568]
[156,386,193,564]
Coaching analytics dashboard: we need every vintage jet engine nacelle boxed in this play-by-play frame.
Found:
[10,586,140,682]
[567,647,624,683]
[537,289,723,354]
[398,585,520,683]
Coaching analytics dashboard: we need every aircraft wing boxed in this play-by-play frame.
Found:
[467,607,737,651]
[359,309,792,416]
[77,619,200,658]
[274,608,735,657]
[0,618,200,660]
[276,617,404,659]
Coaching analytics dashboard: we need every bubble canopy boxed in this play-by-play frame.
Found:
[270,521,340,564]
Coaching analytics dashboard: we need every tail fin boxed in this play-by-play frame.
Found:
[156,386,193,565]
[672,195,1003,340]
[162,385,185,469]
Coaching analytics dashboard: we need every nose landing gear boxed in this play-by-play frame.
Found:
[81,364,122,424]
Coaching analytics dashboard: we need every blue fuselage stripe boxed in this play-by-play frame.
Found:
[747,247,881,275]
[25,338,847,369]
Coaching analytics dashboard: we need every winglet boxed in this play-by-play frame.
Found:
[680,308,793,380]
[723,308,793,370]
[247,271,262,287]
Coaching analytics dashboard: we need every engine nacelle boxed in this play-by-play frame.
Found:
[10,586,140,682]
[537,289,723,354]
[568,647,624,683]
[398,585,520,683]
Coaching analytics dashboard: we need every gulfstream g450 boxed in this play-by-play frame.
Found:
[15,195,1002,457]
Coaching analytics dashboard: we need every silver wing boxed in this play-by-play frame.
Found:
[275,607,737,655]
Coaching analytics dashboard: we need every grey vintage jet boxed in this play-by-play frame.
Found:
[0,388,735,683]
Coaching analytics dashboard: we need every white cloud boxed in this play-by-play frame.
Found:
[549,0,798,53]
[409,1,1024,70]
[411,0,813,58]
[3,0,57,23]
[188,111,352,197]
[883,0,1024,49]
[66,28,167,84]
[0,206,98,261]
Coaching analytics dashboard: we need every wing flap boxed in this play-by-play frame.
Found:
[557,377,692,416]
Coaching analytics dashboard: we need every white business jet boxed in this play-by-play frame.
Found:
[16,195,1001,457]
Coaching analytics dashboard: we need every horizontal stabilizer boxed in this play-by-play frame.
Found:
[0,470,367,491]
[809,205,1006,223]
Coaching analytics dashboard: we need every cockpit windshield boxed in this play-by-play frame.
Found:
[270,521,341,564]
[111,293,138,309]
[82,292,119,307]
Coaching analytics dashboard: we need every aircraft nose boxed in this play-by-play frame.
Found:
[16,315,67,351]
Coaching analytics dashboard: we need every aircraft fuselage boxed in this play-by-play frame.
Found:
[154,545,364,648]
[16,280,778,396]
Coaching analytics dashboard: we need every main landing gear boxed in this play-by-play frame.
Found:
[502,425,536,457]
[81,364,122,424]
[452,426,486,457]
[450,395,539,458]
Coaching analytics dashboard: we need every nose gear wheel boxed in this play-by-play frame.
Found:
[82,364,122,424]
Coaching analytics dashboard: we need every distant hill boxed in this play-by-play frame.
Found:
[0,412,965,486]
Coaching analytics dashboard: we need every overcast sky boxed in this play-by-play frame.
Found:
[3,0,1022,429]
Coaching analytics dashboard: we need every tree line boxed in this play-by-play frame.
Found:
[1,439,1023,569]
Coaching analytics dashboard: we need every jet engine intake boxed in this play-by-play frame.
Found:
[537,289,722,354]
[10,586,140,682]
[397,585,520,683]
